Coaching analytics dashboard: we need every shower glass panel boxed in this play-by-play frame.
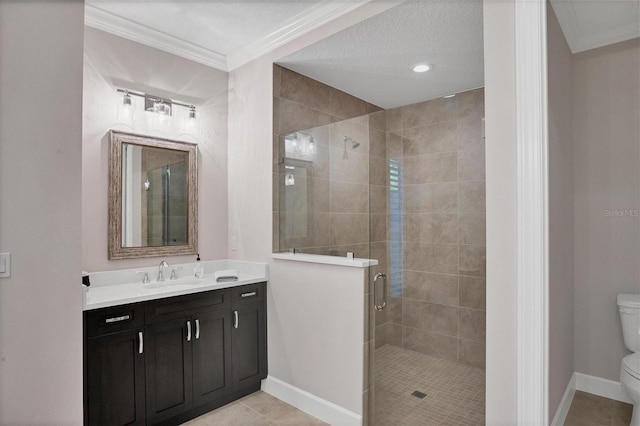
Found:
[277,115,371,260]
[146,161,188,246]
[366,90,486,425]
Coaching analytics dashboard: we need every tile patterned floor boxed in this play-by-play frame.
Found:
[374,344,485,425]
[564,391,632,426]
[182,390,327,426]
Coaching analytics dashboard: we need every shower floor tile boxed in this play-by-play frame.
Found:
[374,345,485,425]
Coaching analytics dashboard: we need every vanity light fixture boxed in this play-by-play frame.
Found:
[116,88,197,120]
[144,177,150,191]
[412,63,432,73]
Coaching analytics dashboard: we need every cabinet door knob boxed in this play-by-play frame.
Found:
[186,320,192,341]
[233,310,239,329]
[195,319,200,340]
[138,331,144,354]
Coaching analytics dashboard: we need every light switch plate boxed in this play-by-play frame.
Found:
[0,253,10,278]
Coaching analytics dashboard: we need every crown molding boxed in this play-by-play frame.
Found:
[85,2,372,73]
[550,0,640,53]
[226,1,371,71]
[85,4,228,71]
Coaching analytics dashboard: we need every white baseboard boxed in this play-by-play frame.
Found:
[551,373,576,425]
[575,372,633,404]
[261,376,361,426]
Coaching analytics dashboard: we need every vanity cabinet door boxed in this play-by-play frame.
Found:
[144,317,193,424]
[85,329,146,426]
[192,309,232,406]
[231,288,267,388]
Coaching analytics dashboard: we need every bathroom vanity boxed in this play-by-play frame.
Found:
[83,261,268,426]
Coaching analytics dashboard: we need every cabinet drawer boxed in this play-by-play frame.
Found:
[232,282,265,305]
[146,290,227,324]
[85,303,144,338]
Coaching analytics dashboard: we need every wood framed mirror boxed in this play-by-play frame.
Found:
[108,130,198,259]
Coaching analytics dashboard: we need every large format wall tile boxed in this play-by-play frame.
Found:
[403,242,458,275]
[403,152,458,184]
[329,181,368,214]
[459,180,486,213]
[403,213,458,244]
[402,122,457,156]
[459,245,486,277]
[459,213,486,245]
[330,214,369,246]
[403,183,458,214]
[424,331,458,361]
[457,146,486,181]
[280,67,332,113]
[402,270,458,306]
[458,339,485,368]
[459,276,486,310]
[458,307,486,342]
[279,98,334,136]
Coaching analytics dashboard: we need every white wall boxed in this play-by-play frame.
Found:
[0,2,84,423]
[82,27,229,272]
[269,261,365,414]
[573,38,640,381]
[484,1,518,423]
[547,4,575,420]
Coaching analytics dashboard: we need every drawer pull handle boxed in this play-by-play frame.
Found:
[138,331,144,354]
[241,291,257,298]
[195,319,200,340]
[105,314,130,324]
[233,310,239,329]
[186,320,192,341]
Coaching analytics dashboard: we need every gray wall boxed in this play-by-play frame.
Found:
[573,38,640,381]
[547,4,575,419]
[0,2,84,423]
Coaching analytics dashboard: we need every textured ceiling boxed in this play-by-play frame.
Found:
[279,1,484,109]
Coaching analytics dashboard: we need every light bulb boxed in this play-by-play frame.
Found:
[308,136,316,155]
[285,173,295,186]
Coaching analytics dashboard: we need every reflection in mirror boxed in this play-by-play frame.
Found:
[109,131,197,259]
[122,144,188,247]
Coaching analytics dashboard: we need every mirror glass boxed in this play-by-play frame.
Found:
[109,131,198,259]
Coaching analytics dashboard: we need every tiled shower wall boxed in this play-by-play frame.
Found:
[273,64,382,255]
[375,89,486,369]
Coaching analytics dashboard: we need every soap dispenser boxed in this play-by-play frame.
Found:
[194,254,203,278]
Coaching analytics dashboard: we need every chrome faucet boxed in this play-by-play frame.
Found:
[157,261,170,281]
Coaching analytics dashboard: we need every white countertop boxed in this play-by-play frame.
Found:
[271,252,378,268]
[84,260,268,311]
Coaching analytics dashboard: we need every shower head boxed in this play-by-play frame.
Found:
[343,135,360,149]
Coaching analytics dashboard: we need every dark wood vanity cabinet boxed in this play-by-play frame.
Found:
[84,283,267,426]
[231,283,267,388]
[84,304,146,426]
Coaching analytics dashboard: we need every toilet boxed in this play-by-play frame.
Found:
[618,294,640,424]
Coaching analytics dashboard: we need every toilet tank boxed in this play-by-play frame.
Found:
[618,294,640,352]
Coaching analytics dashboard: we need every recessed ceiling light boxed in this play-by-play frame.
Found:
[412,64,431,73]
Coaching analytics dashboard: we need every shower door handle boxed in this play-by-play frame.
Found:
[374,272,387,311]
